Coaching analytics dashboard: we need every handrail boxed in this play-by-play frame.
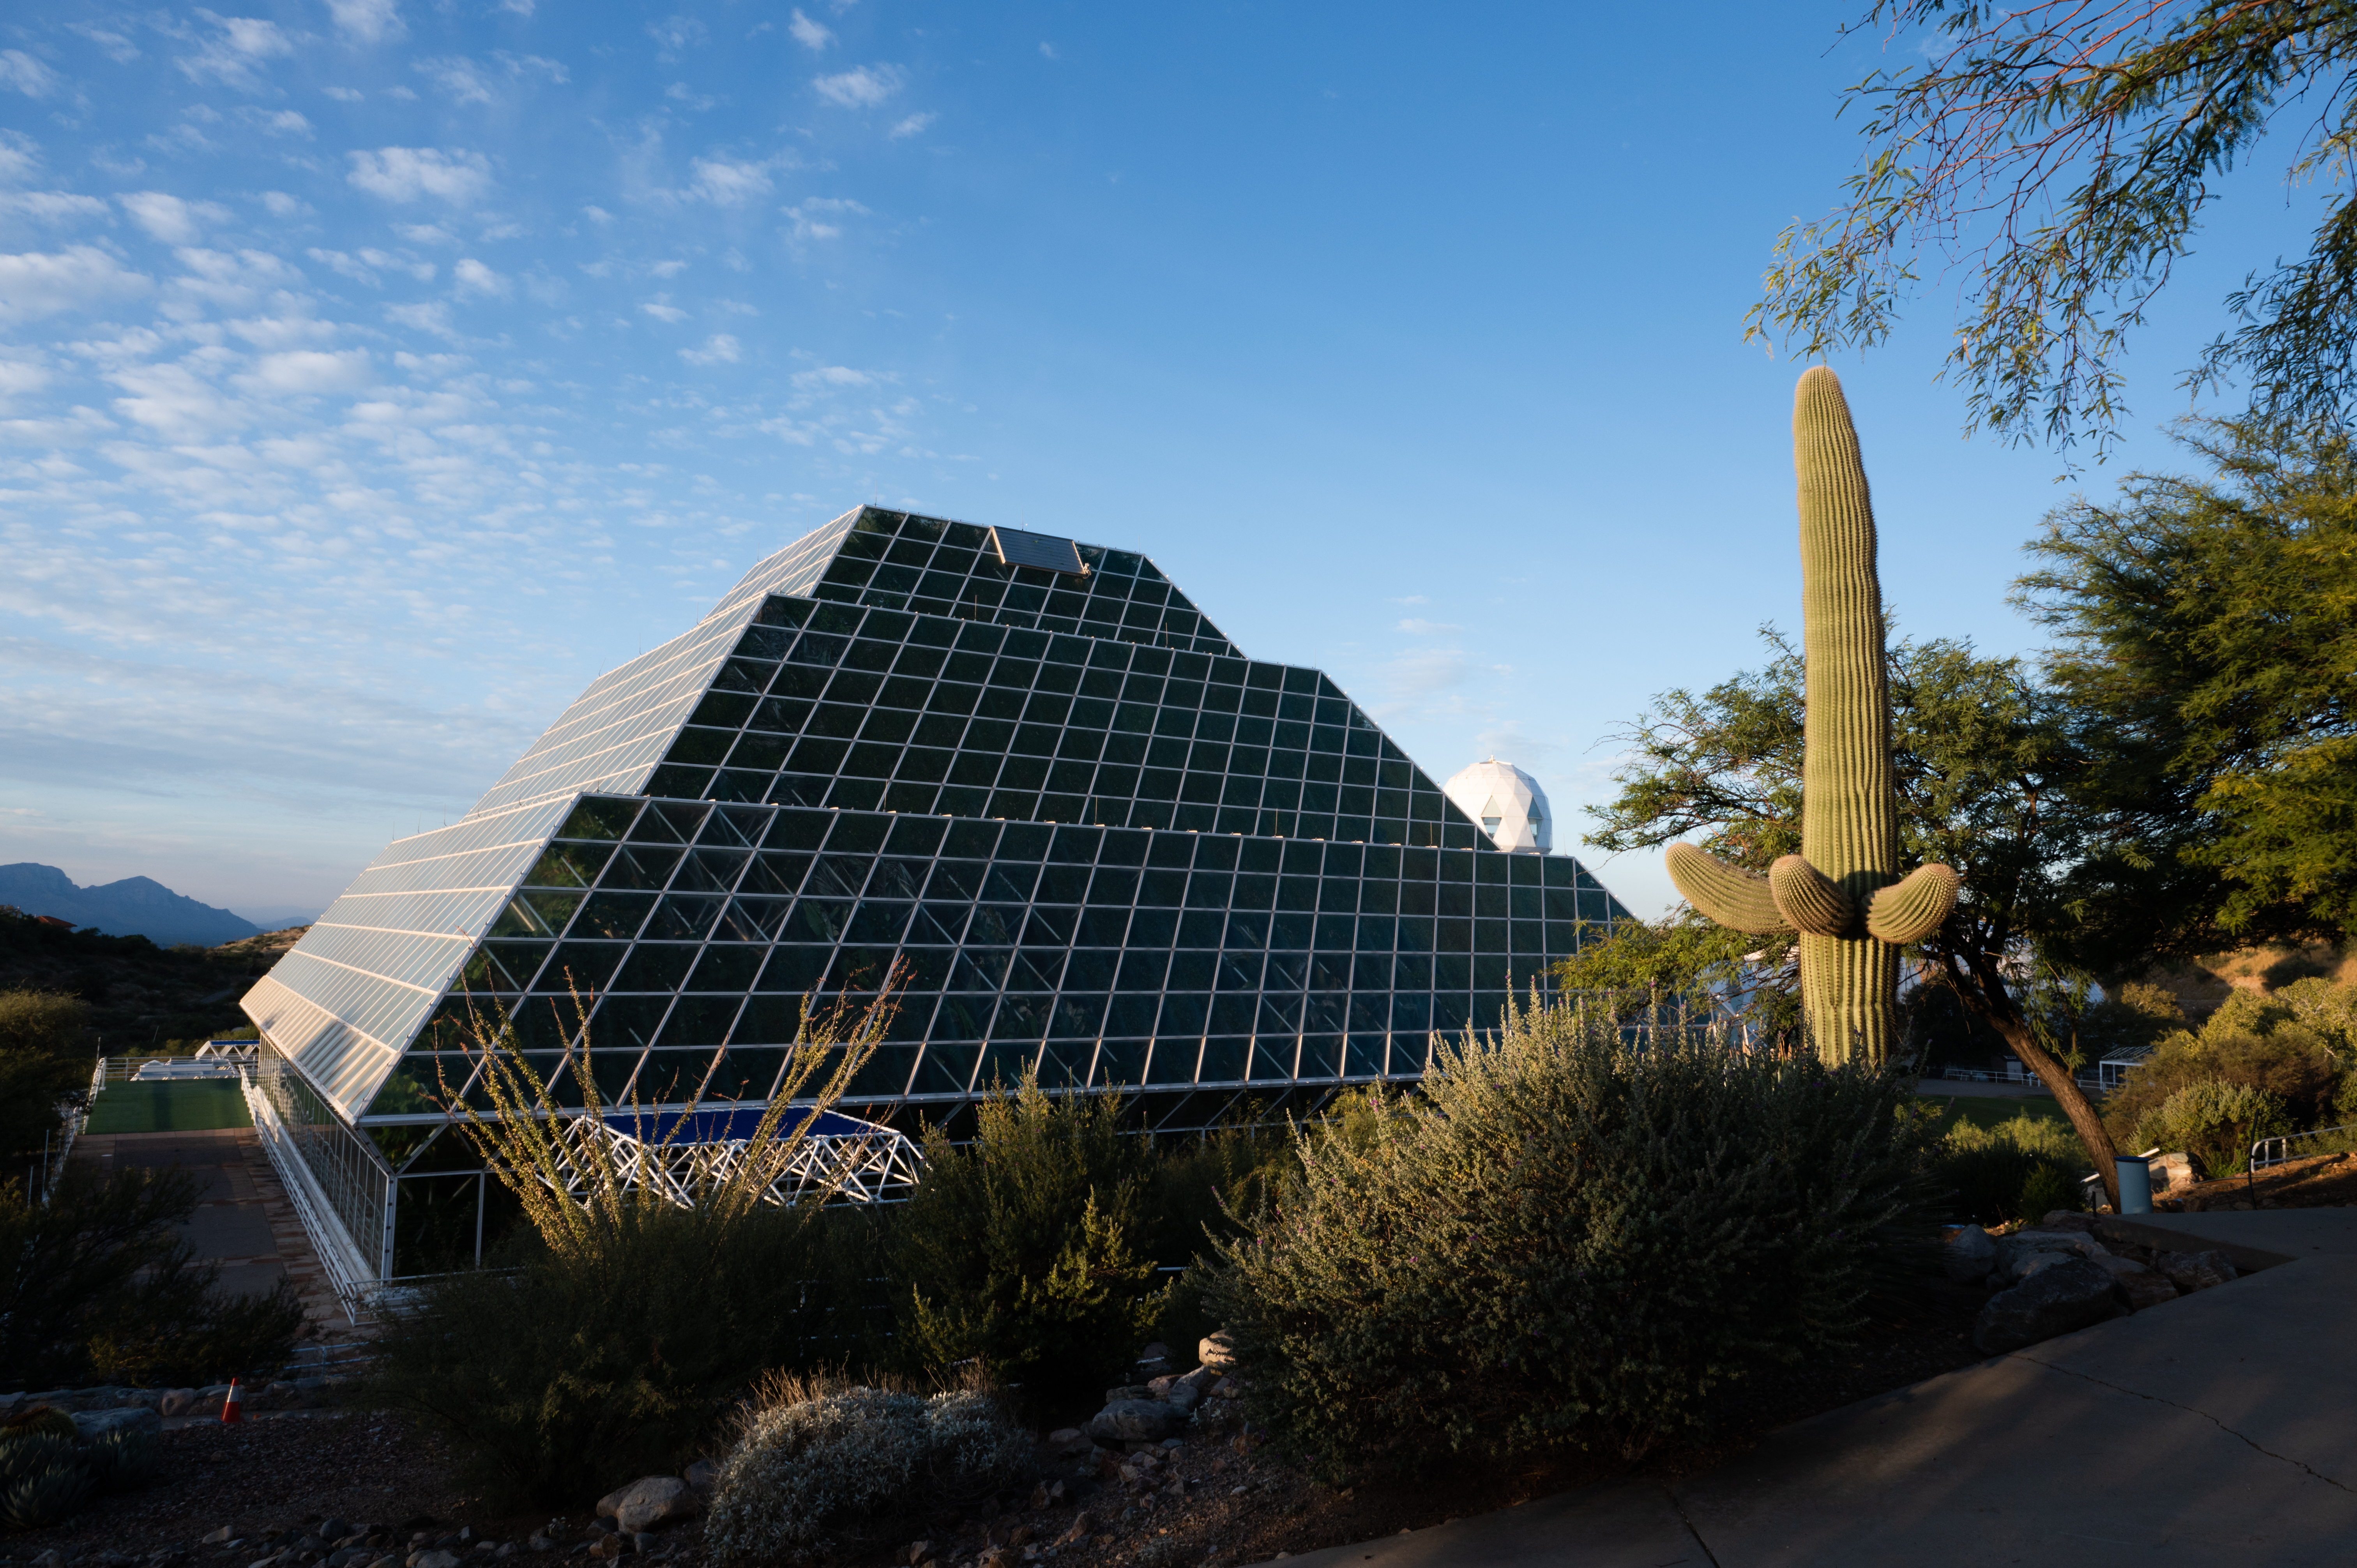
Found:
[2250,1120,2357,1175]
[239,1067,382,1326]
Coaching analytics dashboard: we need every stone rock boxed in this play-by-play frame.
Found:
[74,1405,163,1441]
[2037,1211,2096,1233]
[413,1552,463,1568]
[1147,1374,1201,1413]
[1991,1229,2103,1284]
[1103,1383,1151,1404]
[1940,1224,1997,1282]
[2117,1269,2182,1311]
[2148,1153,2194,1190]
[1086,1399,1189,1445]
[2090,1253,2148,1278]
[680,1459,719,1496]
[33,1551,67,1568]
[204,1528,237,1545]
[1974,1257,2126,1353]
[159,1388,200,1419]
[1210,1375,1243,1399]
[1199,1331,1237,1372]
[596,1476,698,1534]
[318,1518,353,1542]
[1045,1427,1088,1453]
[1138,1342,1170,1363]
[2155,1249,2239,1293]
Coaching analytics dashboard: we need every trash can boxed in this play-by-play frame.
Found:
[2116,1156,2153,1215]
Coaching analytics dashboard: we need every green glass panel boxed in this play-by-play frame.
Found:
[525,841,614,889]
[559,797,639,841]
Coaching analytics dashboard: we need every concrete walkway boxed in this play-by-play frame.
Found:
[74,1128,346,1333]
[1259,1211,2357,1568]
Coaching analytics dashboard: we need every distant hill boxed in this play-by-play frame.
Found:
[0,863,261,948]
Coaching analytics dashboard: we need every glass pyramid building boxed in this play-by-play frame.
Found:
[239,506,1633,1289]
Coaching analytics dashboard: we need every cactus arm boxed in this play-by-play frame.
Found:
[1767,855,1855,936]
[1864,862,1960,945]
[1665,842,1791,936]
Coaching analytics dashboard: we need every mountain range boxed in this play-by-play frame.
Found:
[0,863,271,948]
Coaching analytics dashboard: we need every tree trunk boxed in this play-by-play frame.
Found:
[1942,955,2124,1209]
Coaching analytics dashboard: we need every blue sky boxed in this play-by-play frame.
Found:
[0,1,2318,925]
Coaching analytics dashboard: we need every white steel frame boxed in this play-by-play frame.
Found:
[542,1109,924,1210]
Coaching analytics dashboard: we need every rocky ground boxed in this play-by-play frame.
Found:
[2164,1150,2357,1211]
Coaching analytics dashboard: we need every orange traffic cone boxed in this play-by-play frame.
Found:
[221,1377,244,1425]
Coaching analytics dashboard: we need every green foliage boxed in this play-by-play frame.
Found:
[1929,1111,2089,1226]
[891,1075,1163,1410]
[704,1381,1029,1568]
[2136,1080,2291,1178]
[0,988,91,1161]
[1751,2,2357,452]
[0,1165,303,1390]
[2100,984,2351,1147]
[2022,421,2357,946]
[0,1419,153,1532]
[1203,999,1939,1478]
[371,986,898,1507]
[1551,913,1800,1039]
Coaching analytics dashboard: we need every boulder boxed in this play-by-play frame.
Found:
[1991,1229,2103,1284]
[1974,1257,2125,1353]
[2116,1268,2182,1312]
[1941,1224,1997,1282]
[1085,1399,1188,1445]
[595,1476,698,1534]
[159,1388,201,1419]
[72,1406,162,1442]
[2155,1249,2239,1294]
[1199,1331,1237,1372]
[412,1553,462,1568]
[680,1459,720,1496]
[2148,1153,2194,1191]
[1044,1427,1088,1453]
[2037,1211,2097,1233]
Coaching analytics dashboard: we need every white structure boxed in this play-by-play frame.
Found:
[1443,758,1551,853]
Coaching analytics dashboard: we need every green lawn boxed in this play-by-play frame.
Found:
[1920,1093,2074,1137]
[83,1078,252,1134]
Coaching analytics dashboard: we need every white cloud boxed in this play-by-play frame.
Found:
[346,147,493,204]
[108,362,251,440]
[1395,618,1461,634]
[648,16,709,53]
[666,82,719,111]
[118,191,234,243]
[246,108,314,137]
[679,334,740,366]
[790,364,874,390]
[0,246,153,321]
[1385,646,1479,696]
[0,133,40,185]
[452,257,509,298]
[498,0,535,14]
[68,24,140,64]
[813,65,903,108]
[416,57,494,104]
[688,155,779,206]
[260,191,304,217]
[647,259,689,278]
[176,14,295,93]
[784,196,868,242]
[640,297,687,323]
[327,0,405,45]
[1039,42,1058,60]
[308,245,433,285]
[0,191,111,226]
[384,299,458,338]
[0,50,64,99]
[322,86,365,102]
[788,9,832,49]
[0,350,52,403]
[582,205,613,225]
[394,222,456,245]
[236,348,373,394]
[888,112,935,140]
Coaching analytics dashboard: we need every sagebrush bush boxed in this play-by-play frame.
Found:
[2,1166,303,1390]
[2135,1079,2290,1178]
[1932,1111,2090,1224]
[1203,999,1938,1478]
[891,1074,1163,1409]
[703,1380,1028,1568]
[2102,978,2354,1143]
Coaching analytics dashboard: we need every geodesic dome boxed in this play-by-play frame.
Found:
[1442,758,1551,853]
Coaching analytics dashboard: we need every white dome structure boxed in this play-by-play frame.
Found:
[1443,758,1551,854]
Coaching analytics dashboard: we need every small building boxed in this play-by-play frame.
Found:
[1442,759,1551,854]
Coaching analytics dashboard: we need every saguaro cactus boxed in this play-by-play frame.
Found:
[1666,367,1959,1061]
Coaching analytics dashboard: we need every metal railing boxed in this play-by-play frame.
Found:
[239,1068,384,1326]
[2251,1121,2357,1174]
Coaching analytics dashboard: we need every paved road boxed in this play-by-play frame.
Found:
[1258,1211,2357,1568]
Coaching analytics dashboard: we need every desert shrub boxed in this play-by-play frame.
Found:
[1202,998,1938,1478]
[1144,1116,1300,1354]
[2135,1080,2290,1178]
[0,989,92,1161]
[371,987,898,1506]
[0,1166,304,1390]
[1931,1111,2091,1224]
[891,1074,1163,1410]
[2102,975,2355,1143]
[703,1377,1028,1568]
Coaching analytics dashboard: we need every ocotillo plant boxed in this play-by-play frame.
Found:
[1665,367,1958,1061]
